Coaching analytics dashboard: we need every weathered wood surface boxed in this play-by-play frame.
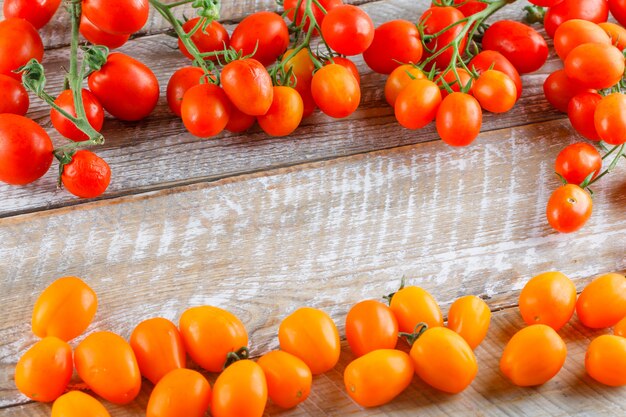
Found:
[0,0,564,218]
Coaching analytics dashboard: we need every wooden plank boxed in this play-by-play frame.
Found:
[0,0,564,217]
[1,118,625,409]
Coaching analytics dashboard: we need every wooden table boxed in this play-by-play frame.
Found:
[1,0,625,415]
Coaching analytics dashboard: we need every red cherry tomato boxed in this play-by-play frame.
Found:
[3,0,61,29]
[594,93,626,145]
[325,57,360,85]
[80,14,130,49]
[543,69,593,113]
[231,12,289,66]
[419,7,467,71]
[436,92,483,147]
[321,5,374,56]
[394,78,442,130]
[257,350,312,409]
[211,360,267,417]
[178,18,229,61]
[257,86,303,137]
[565,43,625,90]
[345,300,399,357]
[221,59,274,116]
[568,92,602,141]
[452,0,487,16]
[363,20,423,74]
[0,114,52,185]
[181,83,231,138]
[311,64,361,118]
[577,273,626,329]
[0,18,44,81]
[469,50,522,100]
[555,142,602,185]
[50,89,104,142]
[472,70,517,113]
[225,104,256,133]
[546,184,593,233]
[384,64,425,107]
[283,0,343,33]
[554,19,611,61]
[82,0,149,35]
[166,66,206,117]
[146,369,211,417]
[609,0,626,27]
[0,74,29,115]
[61,150,111,199]
[544,0,609,38]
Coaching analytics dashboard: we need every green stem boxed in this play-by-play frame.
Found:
[587,144,625,187]
[166,0,194,8]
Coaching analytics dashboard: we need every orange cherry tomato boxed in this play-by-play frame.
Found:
[221,58,273,116]
[278,307,340,375]
[410,327,477,393]
[146,369,211,417]
[565,43,625,90]
[500,324,567,386]
[74,331,141,404]
[311,63,361,118]
[179,305,248,373]
[599,22,626,50]
[389,285,443,334]
[436,68,473,98]
[394,78,442,130]
[344,349,413,407]
[14,337,72,402]
[326,57,360,85]
[257,86,303,137]
[283,48,317,118]
[51,391,110,417]
[518,271,577,331]
[32,276,97,341]
[447,295,491,349]
[436,92,483,147]
[211,360,267,417]
[615,316,626,337]
[576,273,626,329]
[554,19,611,61]
[257,350,312,409]
[130,317,186,385]
[472,69,517,113]
[384,64,425,107]
[585,334,626,386]
[345,299,398,357]
[594,92,626,145]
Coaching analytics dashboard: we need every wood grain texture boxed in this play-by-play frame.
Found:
[1,118,625,410]
[0,0,564,218]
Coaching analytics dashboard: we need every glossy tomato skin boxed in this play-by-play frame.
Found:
[3,0,61,29]
[166,67,206,117]
[32,276,97,341]
[544,0,609,38]
[436,92,482,147]
[0,18,44,81]
[346,300,399,357]
[51,391,111,417]
[321,5,374,56]
[546,184,593,233]
[88,53,159,121]
[82,0,149,35]
[518,271,577,331]
[61,151,111,199]
[283,48,317,117]
[452,0,487,16]
[344,349,414,407]
[14,337,72,402]
[279,307,341,375]
[482,20,548,74]
[610,0,626,26]
[555,142,602,185]
[326,57,360,85]
[231,12,289,66]
[221,59,273,116]
[311,64,360,118]
[471,70,517,113]
[283,0,343,33]
[179,18,229,61]
[447,295,491,349]
[543,69,593,113]
[74,331,141,404]
[211,360,267,417]
[257,350,312,409]
[0,74,29,115]
[146,369,211,417]
[50,89,104,141]
[257,86,303,137]
[80,14,130,49]
[567,92,602,141]
[390,285,443,333]
[181,83,231,138]
[384,64,425,107]
[130,318,186,385]
[363,20,423,74]
[179,305,248,373]
[410,327,477,393]
[565,43,625,90]
[225,105,256,133]
[469,50,522,100]
[598,22,626,50]
[500,324,567,386]
[615,316,626,337]
[594,93,626,145]
[585,335,626,386]
[394,79,441,130]
[419,7,467,71]
[554,19,611,61]
[576,273,626,329]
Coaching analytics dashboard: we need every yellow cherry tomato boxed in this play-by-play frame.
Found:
[576,273,626,329]
[519,271,577,331]
[390,285,443,334]
[585,334,626,386]
[447,295,491,349]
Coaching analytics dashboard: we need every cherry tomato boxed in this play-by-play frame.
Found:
[436,92,482,147]
[283,48,317,117]
[311,64,361,118]
[74,331,141,404]
[257,86,303,137]
[555,142,602,185]
[51,391,110,417]
[344,349,414,407]
[179,17,229,61]
[447,295,491,349]
[321,5,374,56]
[610,0,626,26]
[594,93,626,145]
[419,7,467,71]
[586,334,626,386]
[181,83,231,138]
[363,20,423,74]
[82,0,149,35]
[410,327,477,393]
[32,276,97,341]
[225,105,256,133]
[469,50,522,100]
[481,20,548,74]
[257,350,312,409]
[452,0,487,16]
[567,91,602,141]
[500,324,566,386]
[565,43,625,90]
[80,14,129,49]
[543,69,592,113]
[179,305,248,373]
[518,271,577,331]
[211,360,267,417]
[61,150,111,199]
[472,70,517,113]
[0,18,44,81]
[3,0,61,29]
[546,184,593,233]
[146,369,211,417]
[436,68,473,98]
[598,21,626,50]
[615,316,626,337]
[230,12,289,66]
[389,285,443,333]
[345,300,398,357]
[88,53,159,121]
[554,19,611,61]
[221,59,273,116]
[544,0,609,38]
[166,67,206,117]
[325,57,360,85]
[384,64,425,107]
[278,307,340,375]
[283,0,343,33]
[576,273,626,329]
[0,74,29,115]
[130,318,186,385]
[50,89,104,141]
[394,79,441,130]
[14,337,72,402]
